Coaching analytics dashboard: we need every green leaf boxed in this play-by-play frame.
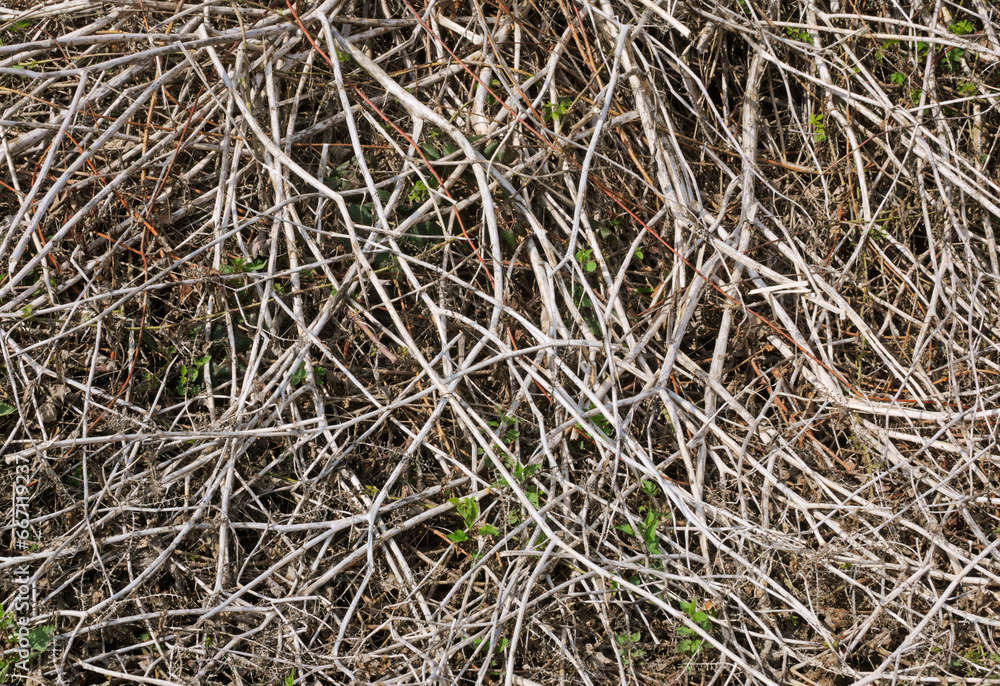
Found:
[450,496,479,528]
[29,625,54,653]
[677,638,703,655]
[890,72,906,85]
[0,402,15,417]
[958,81,977,95]
[949,20,974,35]
[616,523,636,537]
[447,529,468,543]
[290,363,309,386]
[479,524,499,536]
[642,510,660,547]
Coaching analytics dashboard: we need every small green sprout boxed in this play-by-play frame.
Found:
[944,47,965,70]
[785,27,813,44]
[472,636,509,666]
[948,20,975,36]
[808,112,827,143]
[220,256,265,274]
[447,496,480,543]
[408,180,429,203]
[290,363,308,386]
[676,598,713,656]
[616,631,645,665]
[575,247,597,272]
[616,509,663,554]
[543,99,571,122]
[176,356,211,395]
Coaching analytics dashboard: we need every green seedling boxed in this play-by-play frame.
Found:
[616,509,662,554]
[944,47,964,71]
[575,247,597,272]
[0,402,14,417]
[489,418,520,443]
[220,256,265,274]
[447,496,479,543]
[809,112,826,142]
[408,180,430,203]
[676,598,713,657]
[949,20,975,36]
[568,285,601,337]
[507,457,538,484]
[640,480,658,497]
[874,39,899,61]
[478,414,519,457]
[486,79,503,106]
[285,668,295,686]
[597,215,622,240]
[616,632,645,665]
[472,636,509,667]
[577,403,612,439]
[543,99,572,122]
[785,27,813,44]
[176,355,211,395]
[951,645,1000,675]
[290,363,325,387]
[958,81,977,95]
[890,71,906,85]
